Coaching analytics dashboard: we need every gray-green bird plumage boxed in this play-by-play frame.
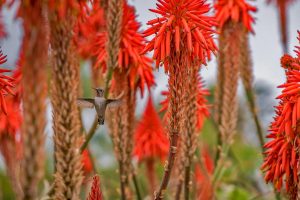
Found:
[77,88,123,125]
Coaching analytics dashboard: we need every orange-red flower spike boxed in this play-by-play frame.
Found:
[262,31,300,197]
[214,0,257,32]
[143,0,217,70]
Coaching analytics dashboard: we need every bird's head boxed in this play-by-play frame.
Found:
[93,87,104,97]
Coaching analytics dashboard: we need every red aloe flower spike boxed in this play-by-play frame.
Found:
[134,96,169,194]
[87,175,103,200]
[144,1,217,198]
[0,51,15,115]
[143,0,217,70]
[262,31,300,199]
[76,1,106,60]
[215,0,257,33]
[77,2,155,95]
[134,96,169,162]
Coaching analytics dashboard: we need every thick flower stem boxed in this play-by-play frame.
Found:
[106,0,123,92]
[175,181,183,200]
[155,131,179,200]
[184,165,191,200]
[183,66,198,200]
[155,59,184,199]
[21,3,48,199]
[119,162,127,200]
[154,52,187,200]
[213,21,240,183]
[146,159,156,195]
[105,1,129,198]
[49,11,83,199]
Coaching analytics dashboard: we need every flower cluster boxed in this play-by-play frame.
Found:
[214,0,257,32]
[262,31,300,194]
[133,97,169,162]
[76,1,106,60]
[77,2,154,95]
[0,58,22,158]
[0,51,15,115]
[142,0,217,71]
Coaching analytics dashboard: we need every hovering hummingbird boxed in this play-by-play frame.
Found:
[77,88,123,125]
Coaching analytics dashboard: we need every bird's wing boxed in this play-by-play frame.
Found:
[106,99,123,107]
[106,99,123,108]
[77,98,95,108]
[106,91,124,108]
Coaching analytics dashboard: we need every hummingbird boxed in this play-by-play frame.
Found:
[77,87,123,125]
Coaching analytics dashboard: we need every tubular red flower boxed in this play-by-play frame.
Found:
[133,96,169,162]
[81,150,93,175]
[160,74,210,130]
[142,0,217,70]
[262,31,300,196]
[87,175,103,200]
[76,1,106,59]
[0,97,22,137]
[0,64,22,152]
[214,0,257,32]
[0,51,15,115]
[195,148,214,200]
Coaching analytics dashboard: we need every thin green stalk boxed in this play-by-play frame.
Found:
[132,173,142,200]
[80,119,99,153]
[244,87,264,149]
[104,66,114,98]
[212,144,230,187]
[184,166,190,200]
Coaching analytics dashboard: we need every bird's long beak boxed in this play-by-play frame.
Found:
[92,87,97,90]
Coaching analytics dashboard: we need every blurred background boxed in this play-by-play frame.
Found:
[0,0,300,199]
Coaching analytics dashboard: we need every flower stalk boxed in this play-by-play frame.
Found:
[49,6,83,199]
[20,2,48,199]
